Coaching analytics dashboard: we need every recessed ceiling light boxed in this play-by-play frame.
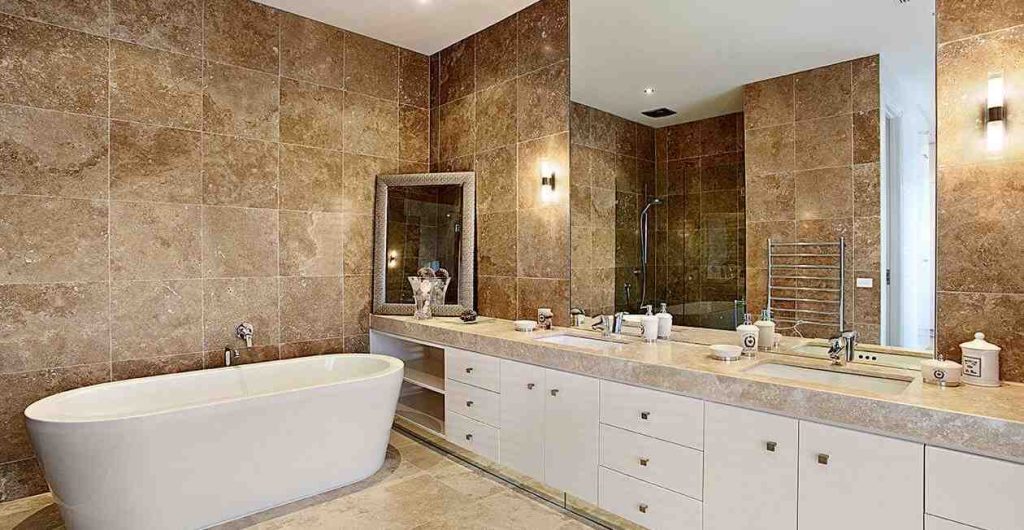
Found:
[643,87,655,95]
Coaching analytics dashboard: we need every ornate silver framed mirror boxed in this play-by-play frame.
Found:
[372,172,475,316]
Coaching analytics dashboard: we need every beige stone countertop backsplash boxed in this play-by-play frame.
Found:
[371,315,1024,464]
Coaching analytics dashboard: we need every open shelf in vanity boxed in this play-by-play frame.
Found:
[372,331,447,435]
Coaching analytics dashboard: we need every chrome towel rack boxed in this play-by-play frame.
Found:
[767,238,845,332]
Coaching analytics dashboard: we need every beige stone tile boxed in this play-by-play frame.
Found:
[793,167,853,220]
[517,0,568,74]
[280,276,344,343]
[110,279,203,360]
[570,182,591,227]
[0,0,108,34]
[110,40,203,129]
[203,134,279,209]
[936,0,1024,44]
[279,144,345,212]
[518,206,569,280]
[0,195,108,284]
[852,162,880,218]
[204,61,280,141]
[342,334,369,353]
[0,489,55,520]
[0,364,109,463]
[744,75,794,131]
[400,49,430,109]
[745,123,794,177]
[414,489,575,530]
[279,337,346,358]
[0,282,109,374]
[746,220,796,268]
[203,277,279,349]
[517,277,569,326]
[111,120,200,204]
[439,96,475,162]
[280,78,345,150]
[852,55,880,113]
[517,132,569,210]
[701,152,743,192]
[936,291,1024,382]
[280,13,345,89]
[345,31,400,101]
[343,153,396,214]
[853,109,880,164]
[700,113,742,156]
[110,200,200,280]
[746,172,794,223]
[475,81,517,152]
[517,61,568,142]
[794,115,852,171]
[478,211,517,277]
[478,275,517,320]
[343,92,399,159]
[343,274,371,337]
[475,15,517,91]
[203,0,279,73]
[112,352,204,380]
[111,0,202,56]
[422,459,506,501]
[853,216,881,271]
[661,121,701,161]
[342,213,373,275]
[636,125,656,161]
[0,104,108,199]
[438,38,474,106]
[202,205,279,278]
[204,344,279,367]
[0,14,108,115]
[400,104,430,163]
[279,210,345,277]
[794,61,852,120]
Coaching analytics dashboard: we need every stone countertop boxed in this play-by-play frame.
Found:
[371,315,1024,464]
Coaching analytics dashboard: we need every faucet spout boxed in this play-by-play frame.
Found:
[224,346,240,367]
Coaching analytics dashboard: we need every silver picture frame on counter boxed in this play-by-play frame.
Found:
[372,172,475,316]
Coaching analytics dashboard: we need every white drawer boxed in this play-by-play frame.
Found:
[599,424,703,499]
[446,379,500,428]
[598,467,702,530]
[446,411,500,463]
[600,380,704,449]
[925,515,977,530]
[446,347,500,392]
[926,446,1024,530]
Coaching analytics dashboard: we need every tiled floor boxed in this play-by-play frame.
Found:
[0,429,598,530]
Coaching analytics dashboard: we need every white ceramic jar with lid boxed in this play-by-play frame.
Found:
[959,332,1001,387]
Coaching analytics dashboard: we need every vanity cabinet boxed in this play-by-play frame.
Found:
[926,446,1024,530]
[498,360,546,481]
[799,421,924,530]
[544,368,600,504]
[704,402,798,530]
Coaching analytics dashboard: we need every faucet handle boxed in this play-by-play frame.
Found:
[235,322,254,348]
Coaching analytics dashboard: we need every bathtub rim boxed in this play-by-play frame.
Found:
[24,353,404,425]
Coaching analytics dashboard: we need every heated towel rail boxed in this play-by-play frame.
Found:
[766,238,845,332]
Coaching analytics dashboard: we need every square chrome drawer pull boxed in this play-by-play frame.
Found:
[465,433,473,441]
[640,411,651,420]
[639,457,650,466]
[817,453,829,465]
[550,389,559,396]
[466,400,474,407]
[527,383,535,389]
[638,503,649,514]
[465,367,473,373]
[766,441,777,452]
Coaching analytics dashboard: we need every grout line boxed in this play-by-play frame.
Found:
[200,0,207,366]
[106,0,114,383]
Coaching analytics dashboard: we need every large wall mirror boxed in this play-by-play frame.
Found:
[569,0,936,354]
[373,172,476,316]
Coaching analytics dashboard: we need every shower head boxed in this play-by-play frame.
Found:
[648,197,664,206]
[640,197,664,216]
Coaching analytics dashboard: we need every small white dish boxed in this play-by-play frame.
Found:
[710,344,743,361]
[514,320,537,332]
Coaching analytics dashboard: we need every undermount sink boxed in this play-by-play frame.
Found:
[535,334,620,350]
[745,362,912,395]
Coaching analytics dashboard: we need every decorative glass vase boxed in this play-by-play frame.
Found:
[408,277,446,319]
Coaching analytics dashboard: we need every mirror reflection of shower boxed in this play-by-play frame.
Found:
[636,196,663,310]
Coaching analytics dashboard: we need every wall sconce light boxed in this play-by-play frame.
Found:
[987,72,1005,153]
[540,161,556,202]
[387,250,398,268]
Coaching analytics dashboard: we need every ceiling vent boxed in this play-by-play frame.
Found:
[642,107,677,118]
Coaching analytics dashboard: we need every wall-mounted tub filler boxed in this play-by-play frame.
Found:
[235,322,254,347]
[224,347,240,367]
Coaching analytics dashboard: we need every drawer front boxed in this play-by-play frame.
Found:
[446,379,500,428]
[445,347,500,392]
[926,446,1024,530]
[499,360,546,482]
[446,411,500,462]
[925,515,977,530]
[598,467,702,530]
[600,380,704,449]
[599,424,703,499]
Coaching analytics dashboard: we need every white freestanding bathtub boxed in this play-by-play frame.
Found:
[25,354,404,530]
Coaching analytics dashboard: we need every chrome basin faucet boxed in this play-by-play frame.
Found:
[827,330,859,366]
[592,312,625,337]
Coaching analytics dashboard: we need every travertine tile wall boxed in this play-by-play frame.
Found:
[743,56,882,341]
[428,0,571,325]
[0,0,429,500]
[654,113,746,328]
[568,102,656,317]
[935,0,1024,382]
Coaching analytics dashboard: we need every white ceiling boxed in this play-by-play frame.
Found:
[255,0,540,55]
[571,0,936,128]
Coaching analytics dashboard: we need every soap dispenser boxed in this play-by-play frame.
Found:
[737,313,758,357]
[656,303,672,339]
[755,309,776,352]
